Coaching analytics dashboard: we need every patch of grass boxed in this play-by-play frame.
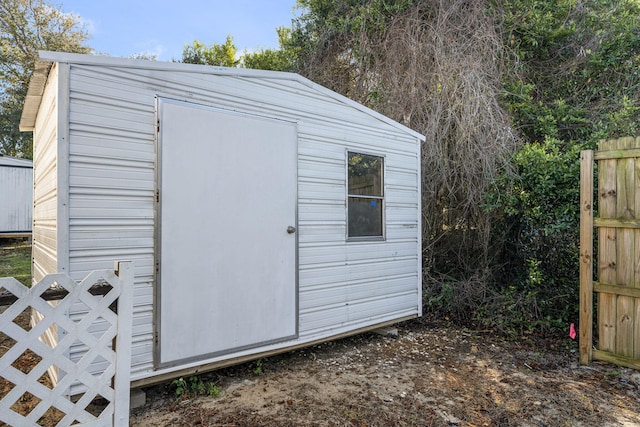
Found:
[0,240,32,286]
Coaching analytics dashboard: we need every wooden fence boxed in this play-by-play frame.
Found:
[0,261,133,426]
[580,136,640,369]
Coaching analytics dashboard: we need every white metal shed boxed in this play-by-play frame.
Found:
[0,155,33,236]
[20,51,424,389]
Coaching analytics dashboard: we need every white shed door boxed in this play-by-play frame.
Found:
[157,99,297,367]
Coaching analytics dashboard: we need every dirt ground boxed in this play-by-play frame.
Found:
[130,318,640,427]
[4,242,636,426]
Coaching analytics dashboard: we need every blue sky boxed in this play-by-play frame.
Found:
[58,0,300,61]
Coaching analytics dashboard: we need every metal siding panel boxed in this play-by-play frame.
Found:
[65,65,157,374]
[298,224,346,244]
[0,165,32,232]
[70,134,155,161]
[386,205,420,224]
[29,65,61,366]
[68,166,154,190]
[386,169,419,187]
[295,126,420,337]
[386,188,419,205]
[386,224,421,240]
[295,119,420,337]
[300,258,419,288]
[299,125,417,156]
[70,98,152,129]
[52,60,421,382]
[73,64,416,150]
[69,255,154,284]
[299,203,345,224]
[32,65,59,282]
[299,275,419,309]
[0,156,33,167]
[298,180,344,202]
[299,295,418,333]
[299,157,345,181]
[299,241,418,265]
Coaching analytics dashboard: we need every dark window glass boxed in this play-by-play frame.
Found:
[348,197,383,237]
[348,152,383,238]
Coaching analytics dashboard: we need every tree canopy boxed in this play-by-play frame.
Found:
[181,28,297,72]
[241,27,297,71]
[491,0,640,333]
[0,0,90,158]
[181,36,239,67]
[501,0,640,144]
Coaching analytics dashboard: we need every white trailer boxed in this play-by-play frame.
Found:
[0,155,32,237]
[20,51,424,389]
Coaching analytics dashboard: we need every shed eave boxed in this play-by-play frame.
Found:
[36,50,302,80]
[0,155,33,167]
[20,59,53,131]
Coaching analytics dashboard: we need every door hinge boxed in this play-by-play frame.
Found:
[156,189,160,203]
[156,119,160,133]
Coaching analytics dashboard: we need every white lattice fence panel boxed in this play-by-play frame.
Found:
[0,261,133,426]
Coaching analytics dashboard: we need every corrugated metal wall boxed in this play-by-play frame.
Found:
[44,61,421,383]
[65,65,156,378]
[0,160,32,234]
[32,65,59,282]
[30,64,60,384]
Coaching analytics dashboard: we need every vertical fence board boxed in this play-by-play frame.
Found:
[587,137,640,369]
[579,150,594,364]
[635,302,640,358]
[617,297,635,357]
[615,137,636,357]
[634,142,640,359]
[634,157,640,283]
[598,139,618,352]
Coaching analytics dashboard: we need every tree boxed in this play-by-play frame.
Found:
[484,0,640,334]
[181,36,239,67]
[0,0,90,158]
[182,29,297,72]
[241,27,297,71]
[500,0,640,145]
[289,0,519,321]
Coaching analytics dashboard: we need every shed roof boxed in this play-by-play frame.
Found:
[20,51,425,141]
[0,155,33,168]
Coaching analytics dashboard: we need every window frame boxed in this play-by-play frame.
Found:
[346,150,386,241]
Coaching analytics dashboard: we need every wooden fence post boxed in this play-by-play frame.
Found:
[579,150,594,365]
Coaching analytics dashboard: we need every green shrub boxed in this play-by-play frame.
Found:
[171,375,221,399]
[483,137,585,336]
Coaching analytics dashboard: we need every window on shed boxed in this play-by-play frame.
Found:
[347,152,384,239]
